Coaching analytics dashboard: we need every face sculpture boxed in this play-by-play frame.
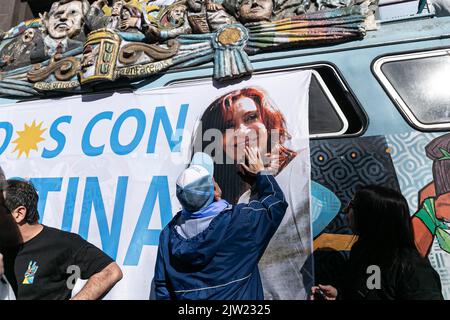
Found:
[239,0,273,22]
[47,1,85,39]
[22,28,36,43]
[122,8,131,20]
[112,1,124,16]
[168,5,187,23]
[222,96,268,162]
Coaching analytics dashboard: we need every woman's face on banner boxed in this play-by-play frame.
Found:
[222,96,268,162]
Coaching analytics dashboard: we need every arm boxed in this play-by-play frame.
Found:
[397,256,444,300]
[154,233,171,300]
[251,172,288,228]
[412,216,434,257]
[71,262,122,300]
[241,147,288,246]
[310,285,338,300]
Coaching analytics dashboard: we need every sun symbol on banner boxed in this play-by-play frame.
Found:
[12,120,47,158]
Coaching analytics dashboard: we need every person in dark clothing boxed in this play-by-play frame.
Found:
[0,166,18,300]
[154,146,288,300]
[311,185,443,300]
[0,179,123,300]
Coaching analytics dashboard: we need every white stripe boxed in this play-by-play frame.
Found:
[242,207,267,212]
[261,174,285,204]
[267,200,282,210]
[261,175,275,203]
[174,274,252,293]
[269,174,285,202]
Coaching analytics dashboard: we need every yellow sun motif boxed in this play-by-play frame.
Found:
[12,121,47,159]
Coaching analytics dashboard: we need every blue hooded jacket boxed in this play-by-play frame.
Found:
[154,172,288,300]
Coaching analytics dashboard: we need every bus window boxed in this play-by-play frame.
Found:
[309,70,348,137]
[373,49,450,130]
[307,66,366,138]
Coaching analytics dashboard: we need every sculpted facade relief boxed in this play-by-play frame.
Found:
[37,0,90,59]
[223,0,303,22]
[0,0,376,97]
[0,28,42,71]
[87,0,144,34]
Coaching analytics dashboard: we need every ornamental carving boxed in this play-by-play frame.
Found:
[0,0,377,97]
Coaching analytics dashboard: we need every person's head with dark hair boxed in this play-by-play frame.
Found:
[346,185,417,268]
[192,87,297,204]
[4,180,40,225]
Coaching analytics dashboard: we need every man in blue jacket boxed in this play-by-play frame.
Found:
[154,146,288,300]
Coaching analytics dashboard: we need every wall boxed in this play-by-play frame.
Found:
[0,0,33,32]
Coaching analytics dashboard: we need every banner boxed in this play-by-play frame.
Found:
[0,70,312,299]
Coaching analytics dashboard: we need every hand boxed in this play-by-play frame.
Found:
[241,146,265,175]
[120,17,139,30]
[81,55,95,69]
[263,152,281,175]
[38,12,49,24]
[0,253,4,277]
[2,55,13,64]
[310,284,338,300]
[206,1,223,11]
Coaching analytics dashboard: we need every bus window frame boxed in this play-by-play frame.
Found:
[162,64,364,139]
[373,48,450,131]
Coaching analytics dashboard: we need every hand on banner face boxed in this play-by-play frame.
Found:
[263,153,281,175]
[241,146,265,175]
[310,285,338,300]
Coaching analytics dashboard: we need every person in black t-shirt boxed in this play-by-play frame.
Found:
[0,179,123,300]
